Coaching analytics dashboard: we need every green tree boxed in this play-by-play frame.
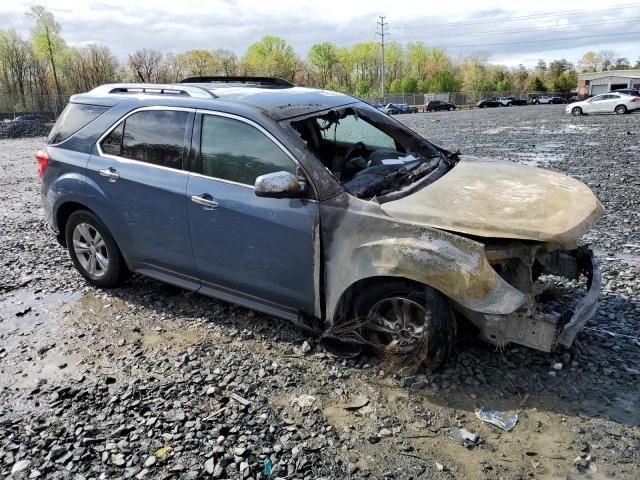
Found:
[354,79,370,97]
[26,5,66,101]
[389,78,403,94]
[241,36,297,80]
[551,71,577,93]
[530,76,547,92]
[401,76,418,93]
[428,70,460,92]
[307,42,338,87]
[176,50,220,77]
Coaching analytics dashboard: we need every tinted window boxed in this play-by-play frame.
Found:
[47,103,109,144]
[101,122,123,156]
[200,115,296,185]
[108,110,188,169]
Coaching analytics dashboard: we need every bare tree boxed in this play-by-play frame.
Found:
[128,48,162,83]
[64,44,119,92]
[598,50,616,71]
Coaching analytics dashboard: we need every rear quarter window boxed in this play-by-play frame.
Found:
[47,103,109,144]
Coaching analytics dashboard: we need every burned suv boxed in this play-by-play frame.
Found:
[39,77,602,368]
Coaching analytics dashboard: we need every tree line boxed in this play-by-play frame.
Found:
[2,5,639,111]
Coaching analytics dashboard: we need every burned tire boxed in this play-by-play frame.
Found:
[353,280,456,370]
[572,107,583,116]
[65,210,127,288]
[615,105,627,115]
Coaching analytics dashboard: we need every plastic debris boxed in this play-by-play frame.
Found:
[263,458,273,477]
[475,407,519,431]
[450,428,483,448]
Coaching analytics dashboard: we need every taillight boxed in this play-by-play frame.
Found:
[630,97,638,103]
[36,149,48,179]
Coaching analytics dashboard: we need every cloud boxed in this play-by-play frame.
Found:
[1,1,639,67]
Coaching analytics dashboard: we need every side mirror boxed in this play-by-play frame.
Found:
[254,171,305,198]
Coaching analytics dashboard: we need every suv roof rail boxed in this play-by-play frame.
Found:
[88,83,217,99]
[180,76,295,88]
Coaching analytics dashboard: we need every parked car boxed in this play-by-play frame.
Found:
[476,98,501,108]
[425,100,456,112]
[496,97,527,106]
[381,103,402,115]
[531,95,565,105]
[39,77,603,368]
[395,103,419,114]
[567,92,640,115]
[612,88,640,97]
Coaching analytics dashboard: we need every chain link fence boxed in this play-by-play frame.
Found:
[0,95,70,122]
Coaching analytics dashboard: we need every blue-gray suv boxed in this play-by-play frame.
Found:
[39,77,603,367]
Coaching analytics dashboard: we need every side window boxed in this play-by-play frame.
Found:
[100,110,189,169]
[101,122,123,156]
[200,115,296,185]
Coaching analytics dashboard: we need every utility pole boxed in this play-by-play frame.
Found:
[376,16,388,101]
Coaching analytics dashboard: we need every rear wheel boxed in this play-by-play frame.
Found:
[572,107,583,116]
[353,281,456,370]
[615,104,627,114]
[65,210,127,287]
[449,106,454,111]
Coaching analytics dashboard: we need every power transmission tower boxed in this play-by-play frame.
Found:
[376,16,388,100]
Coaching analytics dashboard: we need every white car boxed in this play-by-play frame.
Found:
[566,93,639,116]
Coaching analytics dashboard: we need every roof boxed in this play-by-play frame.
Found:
[578,69,640,80]
[191,83,358,120]
[78,81,359,121]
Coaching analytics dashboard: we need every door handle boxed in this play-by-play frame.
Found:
[191,194,219,209]
[99,167,119,182]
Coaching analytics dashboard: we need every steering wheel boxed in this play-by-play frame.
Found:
[344,141,367,161]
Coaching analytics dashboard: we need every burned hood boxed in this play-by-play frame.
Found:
[379,157,604,245]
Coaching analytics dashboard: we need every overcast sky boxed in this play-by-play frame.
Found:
[2,0,639,67]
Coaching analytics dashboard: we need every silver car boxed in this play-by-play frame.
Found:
[567,93,640,115]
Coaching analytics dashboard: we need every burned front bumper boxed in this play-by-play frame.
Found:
[460,246,601,352]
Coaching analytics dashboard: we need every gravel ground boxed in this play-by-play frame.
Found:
[0,105,639,479]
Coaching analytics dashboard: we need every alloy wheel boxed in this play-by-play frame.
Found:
[72,222,109,278]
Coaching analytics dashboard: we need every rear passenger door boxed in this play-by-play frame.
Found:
[186,111,319,319]
[86,107,198,288]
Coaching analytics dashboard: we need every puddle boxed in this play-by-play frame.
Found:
[539,124,599,135]
[481,126,512,135]
[0,290,80,328]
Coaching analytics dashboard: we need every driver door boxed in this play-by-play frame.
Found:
[186,111,319,319]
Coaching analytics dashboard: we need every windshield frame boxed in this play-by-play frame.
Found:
[282,101,458,202]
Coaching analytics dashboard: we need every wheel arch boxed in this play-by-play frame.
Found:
[56,201,95,246]
[55,201,130,267]
[332,275,426,324]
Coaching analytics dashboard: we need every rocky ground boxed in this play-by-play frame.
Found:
[0,105,639,480]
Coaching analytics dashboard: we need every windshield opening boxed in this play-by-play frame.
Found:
[291,104,458,201]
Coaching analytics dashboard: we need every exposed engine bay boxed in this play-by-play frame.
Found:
[291,106,459,201]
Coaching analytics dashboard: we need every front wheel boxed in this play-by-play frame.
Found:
[449,106,455,111]
[571,107,583,116]
[615,105,627,114]
[354,281,456,370]
[65,210,127,287]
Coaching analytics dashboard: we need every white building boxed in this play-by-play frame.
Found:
[578,70,640,97]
